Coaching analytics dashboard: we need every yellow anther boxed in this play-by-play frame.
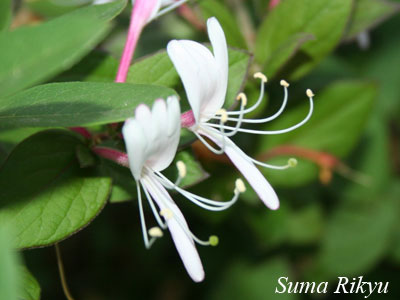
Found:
[176,161,187,178]
[288,158,298,168]
[160,209,173,220]
[148,227,163,238]
[235,178,246,193]
[217,109,228,123]
[306,89,315,98]
[236,92,247,106]
[280,80,290,87]
[254,72,268,83]
[209,235,219,246]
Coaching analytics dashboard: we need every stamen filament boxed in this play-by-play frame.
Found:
[141,182,168,229]
[226,72,267,116]
[206,92,314,135]
[170,213,216,246]
[210,78,289,125]
[136,181,157,249]
[249,156,298,170]
[154,171,241,211]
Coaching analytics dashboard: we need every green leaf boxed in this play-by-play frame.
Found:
[0,130,112,248]
[248,201,323,248]
[258,80,376,187]
[0,128,44,165]
[208,259,296,300]
[344,0,400,40]
[98,158,137,204]
[263,33,314,78]
[76,144,97,168]
[0,82,176,129]
[0,0,126,98]
[126,48,251,109]
[255,0,353,79]
[0,228,20,300]
[54,50,119,83]
[26,0,90,18]
[313,186,399,280]
[198,0,247,49]
[0,0,12,31]
[17,266,41,300]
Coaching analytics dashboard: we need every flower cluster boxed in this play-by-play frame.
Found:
[100,2,315,282]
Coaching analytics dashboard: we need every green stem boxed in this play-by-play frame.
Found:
[55,243,75,300]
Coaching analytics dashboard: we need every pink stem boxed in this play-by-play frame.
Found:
[115,1,156,83]
[269,0,281,9]
[69,127,92,139]
[92,146,129,167]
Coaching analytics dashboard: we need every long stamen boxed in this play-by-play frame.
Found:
[207,89,314,135]
[146,173,221,247]
[142,183,168,229]
[236,79,290,123]
[194,109,228,155]
[171,212,219,246]
[155,171,244,211]
[225,72,267,116]
[217,93,247,137]
[152,0,188,21]
[211,76,289,125]
[136,181,157,249]
[250,157,298,170]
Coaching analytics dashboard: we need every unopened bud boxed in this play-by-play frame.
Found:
[306,89,315,98]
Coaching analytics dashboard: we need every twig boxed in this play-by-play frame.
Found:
[55,243,75,300]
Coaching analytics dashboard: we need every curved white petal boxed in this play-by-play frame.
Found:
[199,128,280,210]
[147,97,181,171]
[167,40,204,121]
[202,17,229,119]
[142,175,205,282]
[167,17,228,122]
[122,118,147,180]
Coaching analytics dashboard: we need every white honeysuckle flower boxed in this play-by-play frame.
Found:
[167,17,315,210]
[122,96,244,282]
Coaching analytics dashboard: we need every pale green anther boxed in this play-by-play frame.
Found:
[209,235,219,246]
[288,158,298,168]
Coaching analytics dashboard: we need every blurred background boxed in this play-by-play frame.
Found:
[2,0,400,299]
